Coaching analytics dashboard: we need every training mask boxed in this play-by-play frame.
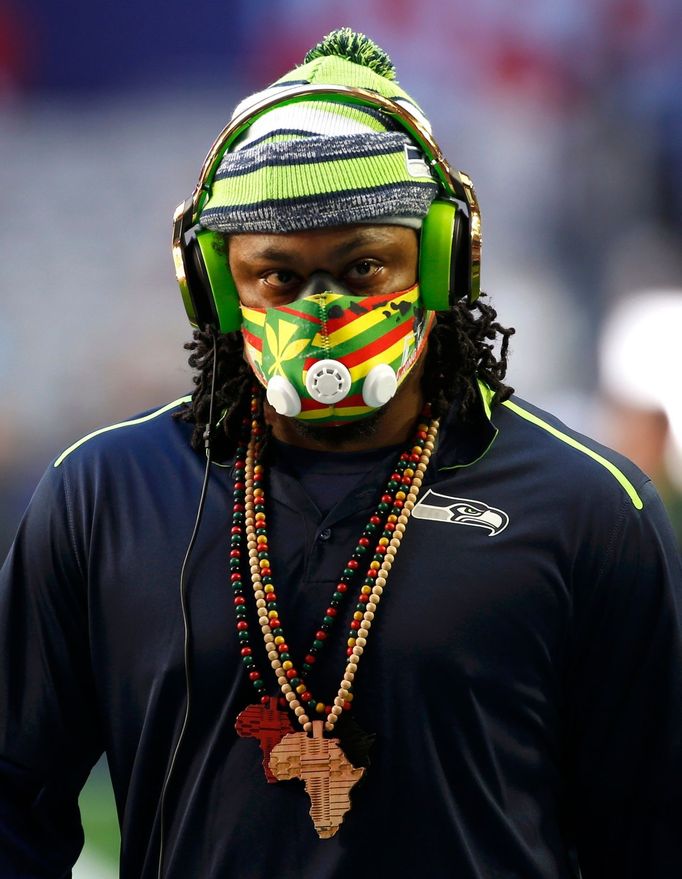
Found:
[240,274,434,423]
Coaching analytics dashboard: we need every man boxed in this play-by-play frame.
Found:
[1,28,681,879]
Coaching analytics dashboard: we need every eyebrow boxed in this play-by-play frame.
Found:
[252,229,397,263]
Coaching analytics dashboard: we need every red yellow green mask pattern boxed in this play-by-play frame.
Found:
[241,284,434,423]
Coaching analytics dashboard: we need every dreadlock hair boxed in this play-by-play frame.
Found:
[174,296,515,459]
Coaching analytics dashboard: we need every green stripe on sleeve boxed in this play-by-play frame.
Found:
[502,399,644,510]
[54,396,192,468]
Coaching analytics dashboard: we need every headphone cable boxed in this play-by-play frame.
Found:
[157,329,218,879]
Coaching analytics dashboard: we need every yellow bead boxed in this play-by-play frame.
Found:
[344,692,354,702]
[259,559,269,569]
[378,537,389,546]
[274,636,285,645]
[361,585,372,595]
[403,468,414,477]
[353,611,363,621]
[387,515,398,523]
[395,491,406,500]
[369,561,380,570]
[315,702,325,714]
[268,610,278,619]
[264,584,274,593]
[282,661,293,670]
[347,637,356,647]
[296,684,306,694]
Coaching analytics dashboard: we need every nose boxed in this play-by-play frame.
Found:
[295,271,353,299]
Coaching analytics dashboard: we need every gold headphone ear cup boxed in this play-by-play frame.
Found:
[195,232,242,333]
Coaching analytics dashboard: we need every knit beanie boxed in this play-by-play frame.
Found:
[198,28,438,234]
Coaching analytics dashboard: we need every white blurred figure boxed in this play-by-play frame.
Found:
[599,289,682,545]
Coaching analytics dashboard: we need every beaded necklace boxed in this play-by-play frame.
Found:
[232,389,439,837]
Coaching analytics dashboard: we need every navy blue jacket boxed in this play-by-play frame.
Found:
[1,385,681,878]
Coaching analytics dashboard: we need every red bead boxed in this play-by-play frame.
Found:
[350,620,360,630]
[278,697,288,708]
[230,549,241,558]
[370,516,381,525]
[231,526,241,534]
[269,619,280,629]
[234,482,245,490]
[402,476,412,485]
[233,503,244,513]
[266,593,277,603]
[240,647,252,656]
[277,643,289,653]
[410,453,421,462]
[285,669,297,679]
[234,596,245,605]
[394,500,404,509]
[326,607,337,617]
[315,631,327,641]
[260,695,270,705]
[305,655,316,665]
[359,538,370,547]
[381,494,392,504]
[346,647,353,656]
[358,594,369,603]
[302,691,312,702]
[343,701,352,711]
[230,573,241,582]
[347,559,359,569]
[249,671,260,681]
[367,569,377,578]
[391,473,401,481]
[236,621,248,631]
[385,522,395,532]
[375,545,386,554]
[337,583,348,593]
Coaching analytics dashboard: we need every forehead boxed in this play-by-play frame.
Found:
[228,224,416,263]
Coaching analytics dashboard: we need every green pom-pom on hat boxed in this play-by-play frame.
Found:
[303,27,396,81]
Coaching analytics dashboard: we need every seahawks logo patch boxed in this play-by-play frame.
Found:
[412,489,509,537]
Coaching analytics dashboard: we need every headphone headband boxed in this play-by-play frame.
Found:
[173,83,482,329]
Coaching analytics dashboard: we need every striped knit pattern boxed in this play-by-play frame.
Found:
[199,53,437,234]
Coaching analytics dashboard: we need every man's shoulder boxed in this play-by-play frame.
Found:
[52,394,194,473]
[491,392,650,513]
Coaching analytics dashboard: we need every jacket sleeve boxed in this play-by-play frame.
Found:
[566,479,682,877]
[0,462,103,877]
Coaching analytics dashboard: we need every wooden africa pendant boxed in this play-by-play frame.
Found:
[268,721,365,838]
[235,697,295,783]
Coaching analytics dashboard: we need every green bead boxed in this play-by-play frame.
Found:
[243,656,254,667]
[332,592,343,602]
[238,631,250,641]
[279,652,290,662]
[377,502,389,513]
[323,615,334,625]
[313,639,324,649]
[253,679,264,689]
[302,663,312,673]
[343,568,353,577]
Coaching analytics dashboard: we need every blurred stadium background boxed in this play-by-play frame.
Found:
[1,0,680,874]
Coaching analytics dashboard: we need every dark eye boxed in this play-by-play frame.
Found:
[345,260,381,282]
[263,270,299,288]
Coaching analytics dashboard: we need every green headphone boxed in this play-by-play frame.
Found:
[172,83,482,334]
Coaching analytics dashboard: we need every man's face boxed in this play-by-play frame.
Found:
[228,224,423,449]
[228,224,419,308]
